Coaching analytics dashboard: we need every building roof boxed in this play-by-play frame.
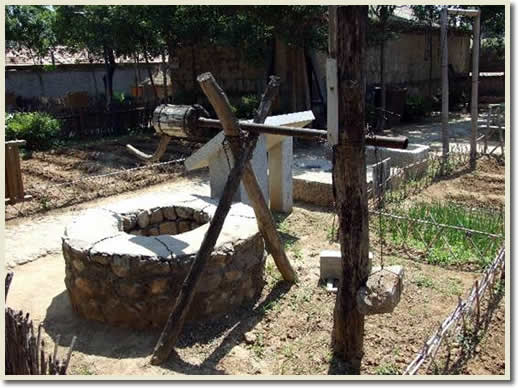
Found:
[5,45,162,67]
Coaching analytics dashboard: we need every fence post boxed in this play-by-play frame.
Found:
[5,140,31,205]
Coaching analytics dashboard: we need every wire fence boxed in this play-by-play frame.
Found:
[369,209,504,271]
[5,157,185,221]
[363,138,506,375]
[403,246,505,375]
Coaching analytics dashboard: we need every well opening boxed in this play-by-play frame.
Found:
[122,206,210,236]
[62,196,266,329]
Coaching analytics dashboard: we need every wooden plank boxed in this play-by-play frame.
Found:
[11,143,25,201]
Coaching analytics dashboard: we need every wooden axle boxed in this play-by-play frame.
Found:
[127,104,408,162]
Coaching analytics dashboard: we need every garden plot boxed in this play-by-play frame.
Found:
[5,155,505,376]
[5,134,202,220]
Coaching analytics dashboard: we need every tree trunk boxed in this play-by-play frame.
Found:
[103,46,116,109]
[161,51,169,102]
[144,50,159,103]
[330,5,370,374]
[167,40,176,101]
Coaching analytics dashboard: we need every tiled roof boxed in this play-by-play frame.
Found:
[5,45,161,66]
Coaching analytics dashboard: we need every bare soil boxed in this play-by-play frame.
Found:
[6,134,201,220]
[4,151,506,376]
[417,155,505,210]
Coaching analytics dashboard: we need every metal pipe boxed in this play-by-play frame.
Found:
[198,117,409,149]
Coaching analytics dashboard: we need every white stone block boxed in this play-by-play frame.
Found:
[268,137,293,213]
[320,250,374,281]
[208,134,269,205]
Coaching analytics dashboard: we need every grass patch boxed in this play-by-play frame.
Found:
[376,202,504,269]
[414,275,435,289]
[374,363,400,375]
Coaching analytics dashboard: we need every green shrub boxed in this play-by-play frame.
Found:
[5,112,61,150]
[232,94,260,119]
[402,95,432,122]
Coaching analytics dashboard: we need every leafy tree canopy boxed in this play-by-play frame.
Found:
[5,5,56,63]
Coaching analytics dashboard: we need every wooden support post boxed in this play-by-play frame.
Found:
[151,135,257,365]
[470,12,481,168]
[440,7,449,172]
[198,72,297,284]
[485,105,491,154]
[330,6,370,374]
[150,74,295,365]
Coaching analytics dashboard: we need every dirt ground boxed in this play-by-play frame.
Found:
[417,155,505,210]
[4,151,506,376]
[6,134,201,220]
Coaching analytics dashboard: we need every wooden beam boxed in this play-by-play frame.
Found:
[150,74,296,366]
[151,133,257,365]
[198,72,297,284]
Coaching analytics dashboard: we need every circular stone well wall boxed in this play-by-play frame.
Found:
[62,194,265,329]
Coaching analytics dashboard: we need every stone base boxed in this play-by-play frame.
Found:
[62,195,266,329]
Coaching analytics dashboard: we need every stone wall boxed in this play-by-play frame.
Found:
[62,195,266,329]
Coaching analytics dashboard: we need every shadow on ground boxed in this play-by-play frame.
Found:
[43,280,292,374]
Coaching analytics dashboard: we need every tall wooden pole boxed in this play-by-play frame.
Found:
[330,6,370,374]
[470,12,481,168]
[440,7,449,170]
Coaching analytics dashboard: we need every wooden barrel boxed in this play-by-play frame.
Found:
[151,104,210,139]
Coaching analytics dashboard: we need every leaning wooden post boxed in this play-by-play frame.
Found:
[198,72,297,283]
[151,131,257,365]
[440,7,449,173]
[150,75,293,365]
[330,6,370,373]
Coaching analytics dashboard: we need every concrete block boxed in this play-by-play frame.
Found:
[269,137,293,213]
[366,144,430,171]
[371,157,391,198]
[320,250,374,281]
[208,134,269,205]
[185,111,314,211]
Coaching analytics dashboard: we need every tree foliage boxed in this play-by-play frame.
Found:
[5,5,56,63]
[6,5,328,104]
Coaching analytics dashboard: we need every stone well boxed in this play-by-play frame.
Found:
[62,194,265,329]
